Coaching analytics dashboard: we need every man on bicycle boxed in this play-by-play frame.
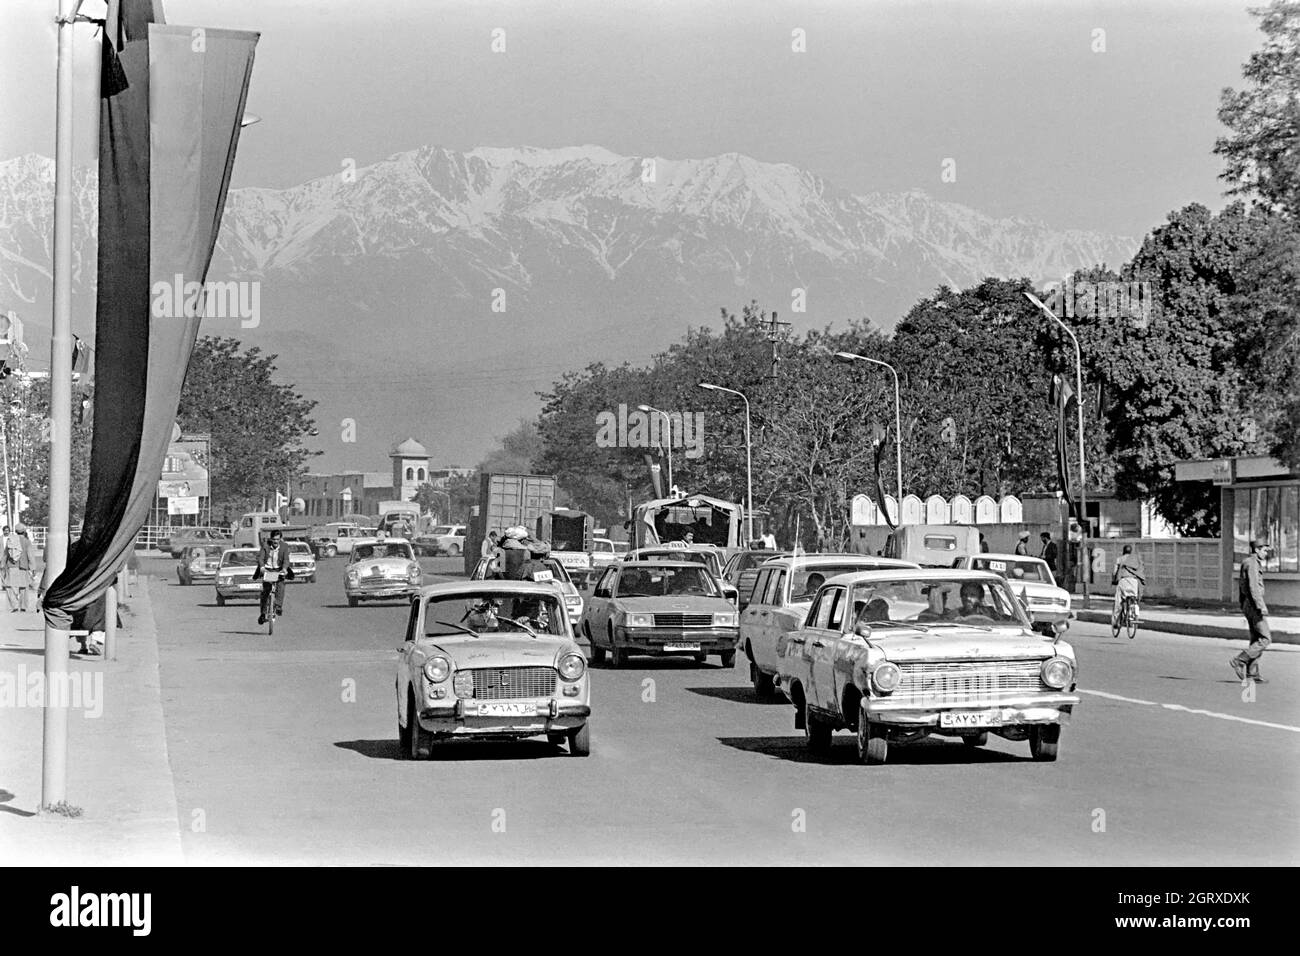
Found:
[1111,544,1144,624]
[255,529,295,625]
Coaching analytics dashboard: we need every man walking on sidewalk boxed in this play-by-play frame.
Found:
[1231,539,1272,683]
[2,524,31,612]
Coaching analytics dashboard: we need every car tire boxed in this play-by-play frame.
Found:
[568,722,591,757]
[408,690,433,759]
[398,691,412,753]
[859,720,888,765]
[694,652,708,665]
[963,732,989,748]
[348,597,359,608]
[612,647,629,669]
[547,732,566,746]
[325,546,337,558]
[804,706,832,755]
[216,594,226,607]
[719,650,736,669]
[306,575,315,584]
[1029,725,1060,762]
[590,644,606,664]
[448,544,461,556]
[751,663,776,698]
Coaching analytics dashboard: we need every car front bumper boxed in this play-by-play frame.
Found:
[616,626,738,653]
[347,583,419,599]
[863,692,1079,727]
[417,699,592,737]
[216,580,262,598]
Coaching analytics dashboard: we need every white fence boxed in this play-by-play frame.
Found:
[24,525,217,552]
[1086,537,1222,602]
[851,493,1023,526]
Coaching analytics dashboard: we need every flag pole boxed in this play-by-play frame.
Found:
[43,0,86,810]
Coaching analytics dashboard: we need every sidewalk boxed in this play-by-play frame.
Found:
[0,576,183,865]
[1074,599,1300,645]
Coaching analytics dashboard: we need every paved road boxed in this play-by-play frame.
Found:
[146,555,1300,865]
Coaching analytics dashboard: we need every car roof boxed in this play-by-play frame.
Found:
[221,546,258,554]
[615,560,708,570]
[973,552,1045,562]
[351,537,412,545]
[417,580,562,599]
[760,553,920,570]
[821,568,1009,587]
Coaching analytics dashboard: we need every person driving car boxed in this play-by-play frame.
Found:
[796,571,826,601]
[956,581,992,618]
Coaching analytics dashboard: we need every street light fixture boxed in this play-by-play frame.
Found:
[636,403,673,494]
[835,352,904,520]
[1024,291,1089,608]
[697,383,752,543]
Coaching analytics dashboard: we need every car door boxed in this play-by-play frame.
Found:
[784,584,831,703]
[397,595,423,724]
[741,568,772,664]
[806,586,846,713]
[585,567,616,643]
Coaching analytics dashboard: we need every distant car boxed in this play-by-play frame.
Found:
[286,540,317,583]
[742,554,920,698]
[344,538,422,606]
[469,555,584,626]
[176,543,224,586]
[623,545,739,604]
[214,547,262,605]
[722,549,790,607]
[778,569,1079,764]
[166,527,231,558]
[396,580,591,758]
[308,523,363,558]
[581,560,739,668]
[954,553,1071,636]
[590,537,622,569]
[414,524,467,557]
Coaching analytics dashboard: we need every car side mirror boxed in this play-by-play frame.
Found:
[853,622,872,639]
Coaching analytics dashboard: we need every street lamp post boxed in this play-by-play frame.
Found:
[835,352,904,520]
[1025,292,1089,608]
[697,383,752,544]
[636,404,673,495]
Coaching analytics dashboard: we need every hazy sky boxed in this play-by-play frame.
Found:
[2,0,1261,237]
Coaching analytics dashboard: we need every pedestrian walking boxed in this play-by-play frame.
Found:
[1014,530,1031,556]
[979,532,990,554]
[481,529,499,560]
[17,525,37,611]
[2,523,32,612]
[1231,539,1272,683]
[1039,531,1058,576]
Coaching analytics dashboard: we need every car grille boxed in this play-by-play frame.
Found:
[893,660,1047,705]
[467,666,557,701]
[652,613,714,627]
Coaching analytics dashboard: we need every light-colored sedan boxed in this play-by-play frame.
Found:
[582,561,739,667]
[286,541,317,584]
[741,554,920,698]
[469,555,584,625]
[778,569,1079,764]
[344,538,422,606]
[214,547,262,605]
[954,553,1071,635]
[395,581,591,758]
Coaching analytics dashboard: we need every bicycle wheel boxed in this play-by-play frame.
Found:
[1125,600,1138,640]
[1110,608,1121,639]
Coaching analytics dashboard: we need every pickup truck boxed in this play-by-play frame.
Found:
[232,512,310,550]
[308,522,364,558]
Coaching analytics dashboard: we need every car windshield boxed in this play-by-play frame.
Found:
[848,577,1030,629]
[971,557,1051,583]
[617,566,718,597]
[790,563,895,602]
[187,546,221,559]
[354,543,414,561]
[430,526,454,535]
[221,551,259,568]
[288,542,311,554]
[424,591,568,637]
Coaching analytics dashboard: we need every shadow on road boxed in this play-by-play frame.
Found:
[0,789,36,817]
[589,657,731,671]
[686,686,786,705]
[717,735,1027,765]
[335,738,567,762]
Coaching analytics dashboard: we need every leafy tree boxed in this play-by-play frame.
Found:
[1215,0,1300,219]
[176,337,319,518]
[477,419,544,475]
[6,376,93,525]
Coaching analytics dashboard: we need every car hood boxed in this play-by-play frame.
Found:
[348,557,414,570]
[219,566,257,577]
[420,635,576,668]
[868,629,1065,661]
[614,596,732,613]
[1007,581,1069,600]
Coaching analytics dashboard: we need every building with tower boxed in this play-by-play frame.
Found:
[297,437,432,520]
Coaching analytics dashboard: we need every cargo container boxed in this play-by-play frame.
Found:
[465,473,557,575]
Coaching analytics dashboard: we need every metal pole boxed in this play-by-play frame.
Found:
[890,364,903,507]
[43,0,84,811]
[743,395,753,544]
[103,585,117,661]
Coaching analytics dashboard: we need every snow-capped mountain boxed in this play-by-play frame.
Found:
[0,145,1137,466]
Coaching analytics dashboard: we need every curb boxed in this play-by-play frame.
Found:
[1075,610,1300,645]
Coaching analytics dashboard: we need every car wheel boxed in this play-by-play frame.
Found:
[216,594,226,607]
[398,690,413,752]
[547,732,566,746]
[963,732,989,748]
[858,720,888,765]
[719,650,736,668]
[348,597,358,608]
[407,690,433,759]
[568,722,591,757]
[804,706,832,755]
[612,647,629,669]
[694,652,708,665]
[448,544,461,556]
[306,575,315,584]
[751,663,776,698]
[325,546,337,558]
[1029,725,1060,762]
[591,644,606,664]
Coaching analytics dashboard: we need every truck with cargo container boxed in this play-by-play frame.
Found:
[464,473,557,576]
[232,511,311,550]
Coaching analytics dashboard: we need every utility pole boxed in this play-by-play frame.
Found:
[764,310,791,379]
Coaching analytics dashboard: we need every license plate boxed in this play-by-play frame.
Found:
[238,583,260,590]
[477,702,536,718]
[940,710,1002,728]
[663,642,701,652]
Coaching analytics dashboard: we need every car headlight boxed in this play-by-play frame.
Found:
[713,611,738,627]
[558,653,586,681]
[871,661,902,694]
[347,570,359,583]
[624,612,653,628]
[217,575,231,585]
[452,672,474,697]
[408,563,421,582]
[1041,657,1073,689]
[565,593,581,606]
[422,657,450,683]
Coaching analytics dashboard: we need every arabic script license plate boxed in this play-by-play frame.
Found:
[939,710,1002,728]
[663,642,701,652]
[238,583,260,591]
[477,702,537,718]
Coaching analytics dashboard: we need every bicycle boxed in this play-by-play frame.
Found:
[1111,592,1139,640]
[259,567,285,635]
